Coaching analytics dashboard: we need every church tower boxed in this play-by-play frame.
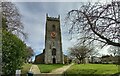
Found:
[44,14,64,64]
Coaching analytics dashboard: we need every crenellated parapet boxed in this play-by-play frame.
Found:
[46,13,60,21]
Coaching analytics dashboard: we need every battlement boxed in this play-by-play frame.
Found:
[46,14,60,21]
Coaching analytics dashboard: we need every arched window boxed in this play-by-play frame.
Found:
[52,25,55,31]
[52,48,56,56]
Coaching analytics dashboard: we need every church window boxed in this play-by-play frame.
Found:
[53,42,54,46]
[52,48,56,56]
[52,25,56,31]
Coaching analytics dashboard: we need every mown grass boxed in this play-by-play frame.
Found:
[64,64,119,76]
[21,63,32,74]
[37,64,65,73]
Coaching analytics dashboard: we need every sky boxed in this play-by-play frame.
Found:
[6,0,112,2]
[14,2,82,56]
[12,1,112,60]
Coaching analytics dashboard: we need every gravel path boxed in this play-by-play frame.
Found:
[29,65,40,74]
[29,63,73,76]
[50,63,74,74]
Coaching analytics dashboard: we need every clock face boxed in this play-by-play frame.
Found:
[51,32,56,38]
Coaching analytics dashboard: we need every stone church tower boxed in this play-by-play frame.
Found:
[44,14,64,64]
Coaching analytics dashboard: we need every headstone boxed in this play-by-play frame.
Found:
[16,70,21,76]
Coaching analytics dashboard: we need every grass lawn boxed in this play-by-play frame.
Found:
[64,64,119,76]
[21,63,32,74]
[37,64,66,73]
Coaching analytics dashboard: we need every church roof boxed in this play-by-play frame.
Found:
[36,53,44,57]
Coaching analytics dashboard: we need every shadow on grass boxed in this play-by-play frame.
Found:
[110,72,120,76]
[118,65,120,72]
[63,69,120,76]
[63,74,120,76]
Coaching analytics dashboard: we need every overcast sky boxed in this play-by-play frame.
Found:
[10,0,112,2]
[13,1,112,60]
[14,2,82,56]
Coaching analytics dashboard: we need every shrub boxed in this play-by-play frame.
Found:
[2,30,27,75]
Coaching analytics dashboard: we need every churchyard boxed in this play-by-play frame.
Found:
[20,63,119,76]
[64,64,119,76]
[2,1,120,76]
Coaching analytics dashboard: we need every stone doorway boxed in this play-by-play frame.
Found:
[52,48,56,64]
[53,58,56,64]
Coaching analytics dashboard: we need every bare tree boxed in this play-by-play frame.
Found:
[65,1,120,47]
[2,2,27,38]
[68,45,97,63]
[26,46,34,63]
[108,46,119,56]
